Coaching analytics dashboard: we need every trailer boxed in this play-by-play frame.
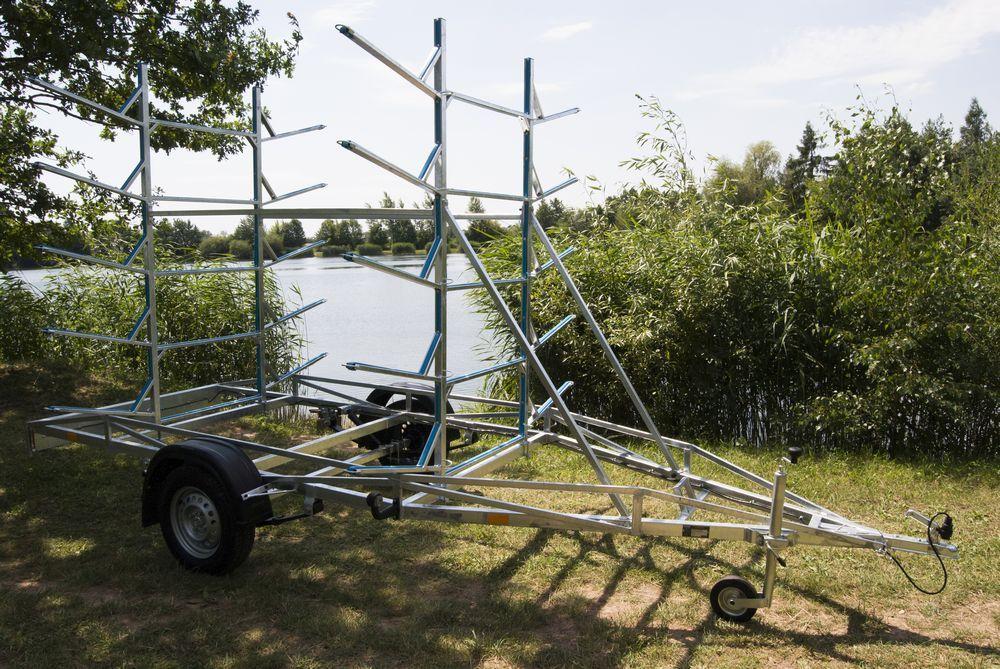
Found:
[25,18,955,623]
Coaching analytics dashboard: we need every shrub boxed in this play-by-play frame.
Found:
[356,242,383,256]
[198,234,230,258]
[476,204,998,459]
[265,230,285,257]
[228,238,252,260]
[472,101,999,460]
[390,241,416,255]
[318,244,348,257]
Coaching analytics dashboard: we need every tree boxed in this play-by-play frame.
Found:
[156,218,206,254]
[374,193,415,245]
[957,98,993,182]
[959,98,992,150]
[466,197,505,247]
[276,219,306,249]
[0,1,302,269]
[367,221,390,248]
[317,219,363,248]
[707,141,782,206]
[342,220,364,248]
[740,141,782,199]
[232,216,255,241]
[413,194,435,248]
[782,122,826,212]
[535,198,568,229]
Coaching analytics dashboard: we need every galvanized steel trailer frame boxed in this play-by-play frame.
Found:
[25,18,954,620]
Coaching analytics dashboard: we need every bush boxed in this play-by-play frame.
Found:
[476,204,998,459]
[390,241,416,255]
[318,244,348,257]
[265,230,285,257]
[228,238,252,260]
[473,102,1000,460]
[356,242,383,256]
[198,234,230,258]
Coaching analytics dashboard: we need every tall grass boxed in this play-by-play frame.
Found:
[0,260,302,393]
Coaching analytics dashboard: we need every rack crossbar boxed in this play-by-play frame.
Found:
[336,25,438,99]
[343,252,437,288]
[261,124,326,142]
[35,162,144,200]
[150,117,253,138]
[448,91,528,119]
[29,76,140,126]
[36,245,146,275]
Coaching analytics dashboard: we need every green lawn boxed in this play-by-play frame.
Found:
[1,365,997,668]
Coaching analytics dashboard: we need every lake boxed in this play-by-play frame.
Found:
[15,254,498,399]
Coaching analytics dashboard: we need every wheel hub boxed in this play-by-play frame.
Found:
[171,486,221,559]
[717,586,748,616]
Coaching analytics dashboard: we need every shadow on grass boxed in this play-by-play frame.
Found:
[1,366,996,667]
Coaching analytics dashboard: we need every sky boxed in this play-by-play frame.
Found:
[35,0,1000,235]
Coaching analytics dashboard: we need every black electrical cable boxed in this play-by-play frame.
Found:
[885,511,950,595]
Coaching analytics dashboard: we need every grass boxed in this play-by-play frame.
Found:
[0,364,997,668]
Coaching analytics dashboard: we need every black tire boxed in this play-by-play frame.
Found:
[710,576,759,623]
[157,465,255,575]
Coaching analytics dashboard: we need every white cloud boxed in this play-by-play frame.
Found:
[540,21,592,42]
[314,1,376,28]
[681,0,1000,99]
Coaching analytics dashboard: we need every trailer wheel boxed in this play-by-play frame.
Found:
[710,576,758,623]
[157,465,255,575]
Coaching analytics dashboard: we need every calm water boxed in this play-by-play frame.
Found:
[271,254,495,395]
[16,254,497,398]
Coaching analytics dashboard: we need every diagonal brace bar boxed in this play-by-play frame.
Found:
[444,206,628,515]
[530,213,679,470]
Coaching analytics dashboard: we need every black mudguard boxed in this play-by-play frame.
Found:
[141,436,273,527]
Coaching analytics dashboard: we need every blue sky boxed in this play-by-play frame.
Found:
[37,0,1000,234]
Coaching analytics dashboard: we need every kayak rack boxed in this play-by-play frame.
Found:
[26,17,955,622]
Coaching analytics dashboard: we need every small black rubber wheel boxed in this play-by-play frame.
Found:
[157,465,255,575]
[710,576,759,623]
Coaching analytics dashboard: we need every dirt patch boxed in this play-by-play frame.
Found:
[882,598,1000,641]
[538,615,579,652]
[576,580,664,624]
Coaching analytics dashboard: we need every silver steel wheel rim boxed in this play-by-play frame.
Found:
[717,586,748,617]
[170,486,221,559]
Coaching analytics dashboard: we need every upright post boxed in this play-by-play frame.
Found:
[432,18,448,474]
[138,63,161,422]
[518,58,535,438]
[761,462,788,606]
[251,86,267,401]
